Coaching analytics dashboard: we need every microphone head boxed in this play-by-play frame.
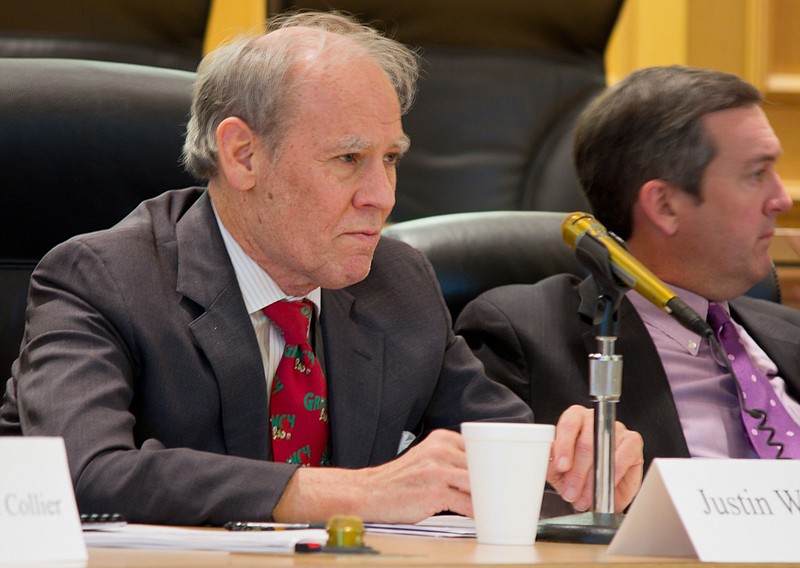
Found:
[562,212,603,250]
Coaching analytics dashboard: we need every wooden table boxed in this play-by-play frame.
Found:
[82,532,750,568]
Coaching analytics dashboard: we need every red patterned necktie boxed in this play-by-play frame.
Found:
[263,299,330,466]
[707,302,800,459]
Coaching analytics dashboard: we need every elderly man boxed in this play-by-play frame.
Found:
[0,12,642,524]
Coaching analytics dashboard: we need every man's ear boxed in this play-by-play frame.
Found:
[216,117,258,191]
[638,179,682,237]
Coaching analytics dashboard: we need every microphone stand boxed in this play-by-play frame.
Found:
[537,234,627,544]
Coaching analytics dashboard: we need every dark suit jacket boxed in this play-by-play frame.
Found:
[0,187,532,525]
[456,274,800,473]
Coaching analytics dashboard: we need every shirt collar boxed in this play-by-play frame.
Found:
[626,285,722,356]
[211,203,321,315]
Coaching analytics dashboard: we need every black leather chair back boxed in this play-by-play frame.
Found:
[0,58,196,382]
[0,0,210,71]
[383,211,584,320]
[393,46,598,221]
[383,211,782,322]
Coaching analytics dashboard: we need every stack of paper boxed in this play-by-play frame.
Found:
[83,524,328,553]
[365,515,476,538]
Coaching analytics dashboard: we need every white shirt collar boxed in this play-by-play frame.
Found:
[211,203,322,315]
[626,285,714,356]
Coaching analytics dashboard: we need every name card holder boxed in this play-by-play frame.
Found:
[609,458,800,563]
[0,437,87,564]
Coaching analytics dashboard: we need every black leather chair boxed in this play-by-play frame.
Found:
[0,0,211,71]
[382,211,584,320]
[0,58,196,386]
[382,211,782,322]
[272,1,622,221]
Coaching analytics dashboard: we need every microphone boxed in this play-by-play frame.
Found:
[562,212,712,338]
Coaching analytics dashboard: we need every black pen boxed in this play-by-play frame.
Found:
[224,521,326,531]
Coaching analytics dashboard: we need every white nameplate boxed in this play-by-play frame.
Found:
[0,437,87,564]
[609,458,800,562]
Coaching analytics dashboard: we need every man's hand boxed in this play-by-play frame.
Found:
[546,405,644,512]
[273,411,643,523]
[272,429,472,523]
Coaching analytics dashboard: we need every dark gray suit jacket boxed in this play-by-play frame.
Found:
[0,187,532,525]
[456,274,800,473]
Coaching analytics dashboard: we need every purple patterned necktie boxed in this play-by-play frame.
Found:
[707,302,800,459]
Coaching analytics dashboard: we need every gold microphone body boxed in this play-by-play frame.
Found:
[562,212,711,337]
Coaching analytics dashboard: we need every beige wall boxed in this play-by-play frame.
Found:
[203,0,265,54]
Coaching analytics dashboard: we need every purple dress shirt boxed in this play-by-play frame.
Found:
[627,287,800,459]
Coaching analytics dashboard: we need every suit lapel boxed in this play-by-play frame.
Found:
[732,299,800,401]
[175,192,270,460]
[321,288,384,468]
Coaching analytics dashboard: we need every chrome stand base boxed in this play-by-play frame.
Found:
[537,511,623,544]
